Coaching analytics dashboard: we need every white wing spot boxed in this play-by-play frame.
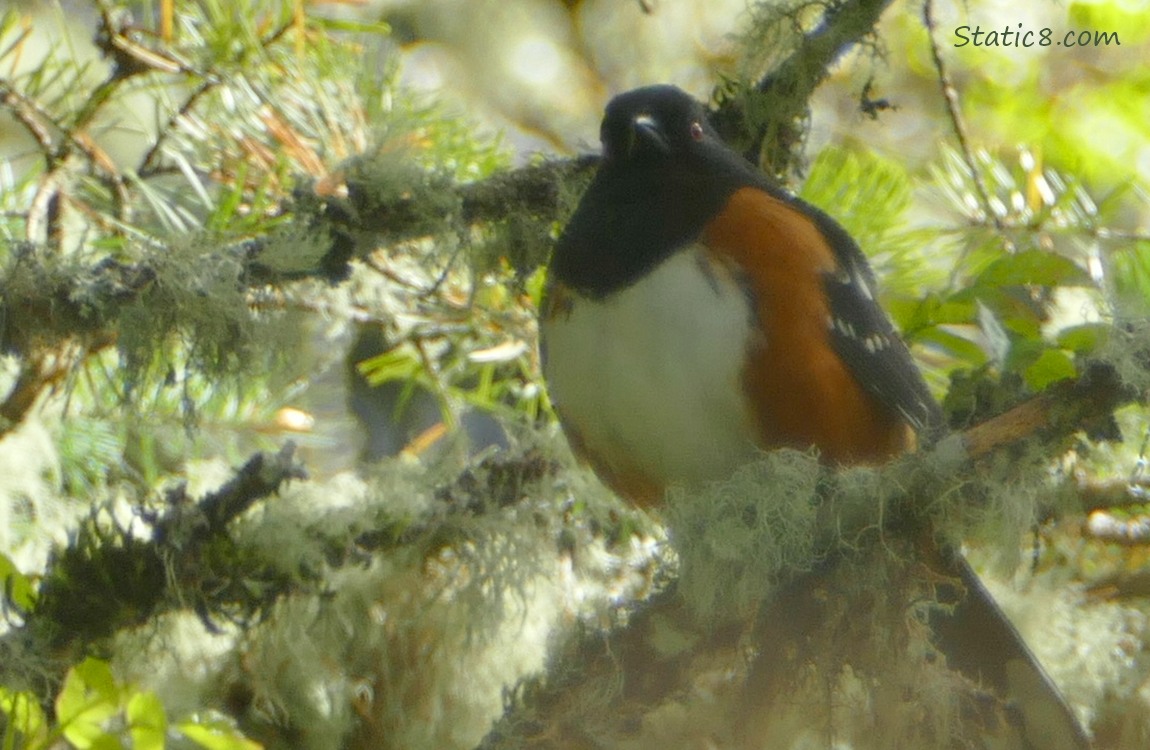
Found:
[852,264,875,300]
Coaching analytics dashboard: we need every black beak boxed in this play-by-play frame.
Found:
[627,114,670,157]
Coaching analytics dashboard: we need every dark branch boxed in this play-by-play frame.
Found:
[1,443,306,702]
[157,442,309,547]
[277,156,598,283]
[711,0,895,176]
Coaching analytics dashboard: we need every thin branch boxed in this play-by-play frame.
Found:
[247,156,596,283]
[137,79,219,178]
[958,363,1130,460]
[711,0,895,175]
[0,339,114,432]
[135,17,299,178]
[930,216,1150,246]
[357,156,596,240]
[1097,227,1150,244]
[157,442,309,546]
[0,79,55,153]
[922,0,1000,232]
[1083,509,1150,546]
[0,80,124,179]
[3,443,307,672]
[1078,478,1150,512]
[0,71,130,233]
[1086,569,1150,599]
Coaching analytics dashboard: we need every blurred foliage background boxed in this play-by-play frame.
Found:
[0,0,1148,748]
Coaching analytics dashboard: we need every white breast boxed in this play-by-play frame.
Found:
[541,244,761,490]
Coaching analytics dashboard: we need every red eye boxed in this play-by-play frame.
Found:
[690,121,704,141]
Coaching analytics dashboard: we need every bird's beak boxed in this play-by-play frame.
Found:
[627,113,670,157]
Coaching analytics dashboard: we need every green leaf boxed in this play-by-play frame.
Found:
[893,293,977,336]
[914,327,989,367]
[1069,0,1150,42]
[1024,348,1077,391]
[525,266,548,309]
[971,249,1092,289]
[127,692,167,750]
[55,659,121,749]
[1056,323,1109,354]
[1003,336,1045,375]
[0,687,48,745]
[1112,241,1150,312]
[87,735,124,750]
[177,720,263,750]
[207,161,249,232]
[0,553,36,612]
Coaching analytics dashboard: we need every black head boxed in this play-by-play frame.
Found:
[551,85,762,297]
[599,85,724,164]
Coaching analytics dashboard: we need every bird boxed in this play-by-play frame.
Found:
[538,84,1089,749]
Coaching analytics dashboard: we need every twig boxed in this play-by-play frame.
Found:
[1078,478,1150,513]
[711,0,895,175]
[250,156,596,282]
[0,79,55,153]
[958,363,1130,460]
[0,71,130,233]
[134,16,305,178]
[0,343,106,432]
[409,157,596,239]
[1084,509,1150,546]
[137,79,219,178]
[4,443,307,674]
[1097,227,1150,244]
[1086,570,1150,599]
[157,442,308,546]
[922,0,1000,231]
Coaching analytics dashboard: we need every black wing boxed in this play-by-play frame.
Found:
[806,202,944,438]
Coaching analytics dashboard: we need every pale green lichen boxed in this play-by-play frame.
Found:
[1099,317,1150,396]
[663,449,822,624]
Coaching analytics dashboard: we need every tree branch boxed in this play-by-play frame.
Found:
[0,443,306,700]
[711,0,895,176]
[958,362,1131,461]
[482,361,1142,748]
[0,0,893,429]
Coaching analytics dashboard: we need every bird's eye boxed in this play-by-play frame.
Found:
[689,121,704,141]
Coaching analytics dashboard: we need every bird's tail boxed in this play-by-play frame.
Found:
[925,541,1092,750]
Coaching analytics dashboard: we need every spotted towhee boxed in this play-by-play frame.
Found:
[539,84,1089,749]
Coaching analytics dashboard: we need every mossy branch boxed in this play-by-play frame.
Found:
[482,359,1143,747]
[711,0,895,176]
[0,443,306,699]
[276,156,598,283]
[1,0,893,434]
[956,363,1130,461]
